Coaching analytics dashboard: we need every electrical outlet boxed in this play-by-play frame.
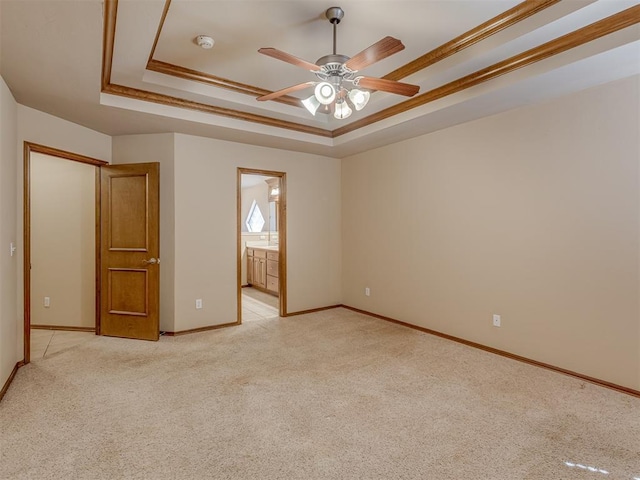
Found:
[493,314,501,327]
[365,287,370,297]
[195,299,203,309]
[44,297,50,308]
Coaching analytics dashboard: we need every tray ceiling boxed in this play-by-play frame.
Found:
[1,0,639,157]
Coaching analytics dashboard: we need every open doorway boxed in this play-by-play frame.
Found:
[237,168,287,323]
[23,143,107,364]
[24,145,162,362]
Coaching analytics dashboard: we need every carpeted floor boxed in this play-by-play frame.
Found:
[1,308,638,479]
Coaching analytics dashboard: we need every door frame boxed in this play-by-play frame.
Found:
[22,142,108,364]
[237,168,287,321]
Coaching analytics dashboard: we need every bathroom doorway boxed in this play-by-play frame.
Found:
[237,168,287,322]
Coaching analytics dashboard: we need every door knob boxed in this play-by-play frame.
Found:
[143,258,158,264]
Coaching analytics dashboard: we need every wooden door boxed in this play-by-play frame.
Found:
[100,163,160,341]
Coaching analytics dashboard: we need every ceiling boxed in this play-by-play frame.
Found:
[241,174,273,189]
[1,0,638,158]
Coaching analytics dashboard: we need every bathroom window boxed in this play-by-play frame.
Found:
[246,200,265,232]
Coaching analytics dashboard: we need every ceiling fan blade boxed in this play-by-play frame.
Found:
[344,36,405,72]
[257,82,315,102]
[258,48,320,72]
[356,77,420,97]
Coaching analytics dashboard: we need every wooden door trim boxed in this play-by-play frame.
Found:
[237,168,287,322]
[22,142,108,364]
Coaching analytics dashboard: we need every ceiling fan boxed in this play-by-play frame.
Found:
[257,6,420,119]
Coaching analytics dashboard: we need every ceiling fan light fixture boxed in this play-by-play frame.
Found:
[334,99,352,120]
[257,6,418,121]
[302,95,321,115]
[314,82,336,105]
[348,89,370,111]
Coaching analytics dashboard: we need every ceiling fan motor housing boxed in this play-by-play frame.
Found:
[315,58,354,92]
[325,6,344,24]
[315,54,350,71]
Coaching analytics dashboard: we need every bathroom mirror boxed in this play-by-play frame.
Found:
[266,177,280,244]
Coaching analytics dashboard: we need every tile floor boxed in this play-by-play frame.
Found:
[30,329,95,361]
[29,290,278,359]
[241,287,280,321]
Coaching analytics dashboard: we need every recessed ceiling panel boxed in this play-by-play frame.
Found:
[1,0,638,157]
[153,0,522,93]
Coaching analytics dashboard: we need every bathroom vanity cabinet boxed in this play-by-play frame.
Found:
[247,247,279,295]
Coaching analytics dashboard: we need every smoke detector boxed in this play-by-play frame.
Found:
[195,35,214,49]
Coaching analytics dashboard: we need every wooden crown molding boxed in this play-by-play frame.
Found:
[102,83,332,137]
[145,1,560,111]
[384,0,561,81]
[146,0,172,66]
[103,1,327,135]
[146,60,303,108]
[102,0,638,138]
[333,4,640,137]
[144,0,301,108]
[101,0,118,91]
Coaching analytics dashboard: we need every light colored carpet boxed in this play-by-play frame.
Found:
[1,308,638,479]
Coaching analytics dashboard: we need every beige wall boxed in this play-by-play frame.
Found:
[4,74,635,394]
[30,153,95,328]
[0,76,18,389]
[342,76,640,390]
[113,133,341,333]
[173,134,341,331]
[16,105,111,357]
[111,133,175,332]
